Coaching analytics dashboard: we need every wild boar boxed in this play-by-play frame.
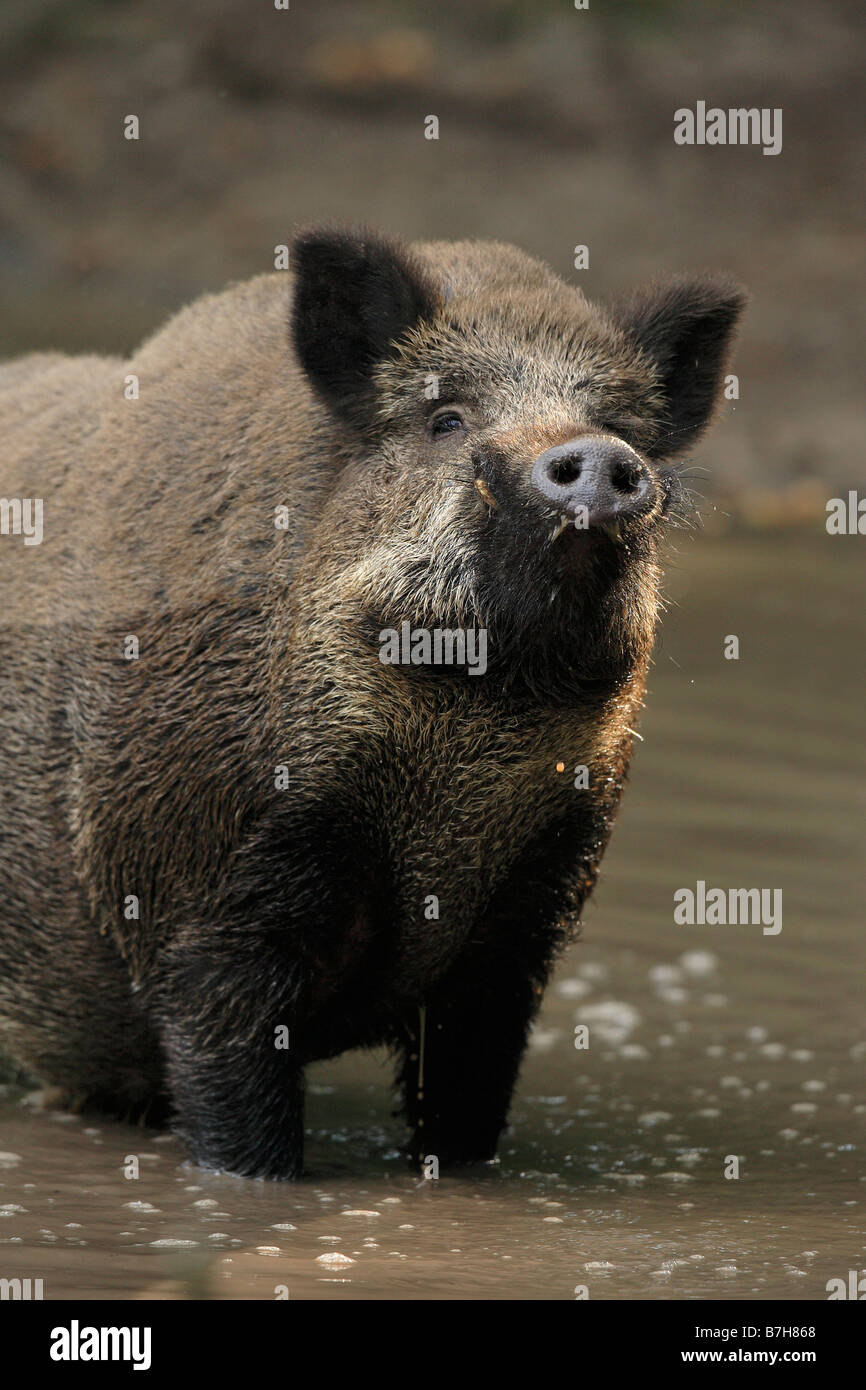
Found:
[0,228,744,1176]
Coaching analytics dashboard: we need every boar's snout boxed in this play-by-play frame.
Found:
[530,436,655,529]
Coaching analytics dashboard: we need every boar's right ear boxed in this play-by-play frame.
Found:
[290,227,440,423]
[613,275,747,459]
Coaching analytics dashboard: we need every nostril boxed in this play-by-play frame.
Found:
[610,456,644,495]
[549,453,583,487]
[531,437,653,522]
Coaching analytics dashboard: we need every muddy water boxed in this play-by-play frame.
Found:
[1,529,863,1301]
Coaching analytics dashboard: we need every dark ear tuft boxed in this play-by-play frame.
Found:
[290,226,440,423]
[614,275,747,459]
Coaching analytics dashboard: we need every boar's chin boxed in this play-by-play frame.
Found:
[469,540,662,702]
[362,562,658,705]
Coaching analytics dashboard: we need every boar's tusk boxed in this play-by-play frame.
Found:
[474,477,500,510]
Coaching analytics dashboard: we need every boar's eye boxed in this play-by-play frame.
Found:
[428,408,466,439]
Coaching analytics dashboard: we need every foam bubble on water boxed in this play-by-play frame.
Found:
[0,1153,22,1167]
[661,1171,695,1182]
[747,1026,769,1043]
[791,1102,817,1114]
[577,1000,640,1046]
[584,1260,615,1270]
[649,964,683,987]
[639,1112,673,1127]
[123,1201,161,1212]
[342,1210,380,1218]
[528,1026,564,1052]
[760,1042,786,1059]
[619,1044,650,1060]
[803,1080,826,1091]
[720,1076,742,1088]
[578,962,608,982]
[0,1204,27,1215]
[658,986,688,1005]
[271,1223,297,1231]
[316,1252,355,1266]
[192,1198,219,1208]
[318,1235,341,1244]
[150,1238,199,1248]
[208,1233,231,1240]
[791,1049,815,1062]
[676,1151,703,1167]
[679,950,718,978]
[543,1216,564,1223]
[255,1246,281,1256]
[556,978,592,1000]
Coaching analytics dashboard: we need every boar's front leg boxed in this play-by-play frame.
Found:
[399,913,565,1169]
[398,960,544,1169]
[398,821,590,1169]
[155,928,307,1180]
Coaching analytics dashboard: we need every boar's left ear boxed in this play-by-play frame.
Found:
[290,226,440,424]
[613,275,747,459]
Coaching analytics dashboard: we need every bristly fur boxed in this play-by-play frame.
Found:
[0,227,744,1177]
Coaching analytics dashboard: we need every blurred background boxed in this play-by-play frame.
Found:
[0,0,863,518]
[1,0,864,1301]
